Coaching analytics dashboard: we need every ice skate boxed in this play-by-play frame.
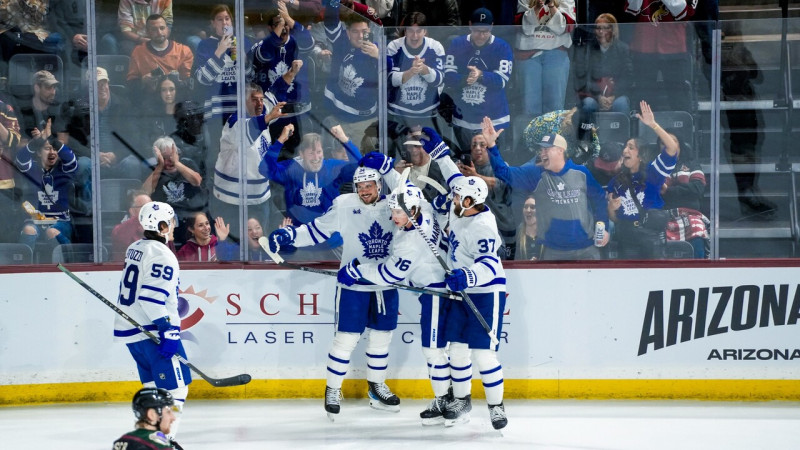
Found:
[419,395,448,426]
[324,386,341,421]
[488,402,507,430]
[367,381,400,412]
[443,394,471,427]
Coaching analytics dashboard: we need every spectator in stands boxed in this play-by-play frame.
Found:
[625,0,696,112]
[514,194,542,261]
[216,217,272,262]
[193,4,253,141]
[340,0,384,25]
[49,0,88,65]
[0,0,64,70]
[587,141,624,188]
[170,100,208,174]
[457,131,516,259]
[115,0,174,56]
[141,136,205,245]
[110,191,152,260]
[16,128,78,250]
[573,13,633,117]
[19,70,64,141]
[443,7,513,157]
[211,84,285,241]
[661,137,708,259]
[522,107,599,166]
[514,0,576,118]
[140,74,183,160]
[606,101,679,260]
[250,2,314,155]
[259,123,360,227]
[486,118,609,260]
[127,14,194,96]
[176,212,235,262]
[400,0,460,28]
[0,99,22,243]
[386,12,447,159]
[323,0,381,151]
[395,134,446,202]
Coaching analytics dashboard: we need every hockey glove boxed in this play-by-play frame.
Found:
[431,193,452,216]
[445,268,477,292]
[153,316,181,359]
[359,151,394,175]
[337,258,362,287]
[268,226,296,253]
[419,127,450,160]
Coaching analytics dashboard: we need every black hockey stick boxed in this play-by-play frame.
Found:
[57,264,252,388]
[257,237,461,300]
[396,194,500,346]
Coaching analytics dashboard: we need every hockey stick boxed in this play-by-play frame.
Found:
[57,264,252,388]
[257,237,461,300]
[396,194,500,346]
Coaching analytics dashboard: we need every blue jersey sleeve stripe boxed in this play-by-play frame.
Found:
[379,265,404,282]
[477,278,506,288]
[141,284,170,297]
[475,255,499,265]
[137,296,166,305]
[478,260,497,276]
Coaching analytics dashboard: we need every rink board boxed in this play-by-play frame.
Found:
[1,264,799,404]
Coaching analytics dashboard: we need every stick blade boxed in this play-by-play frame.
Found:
[258,236,284,263]
[209,373,252,387]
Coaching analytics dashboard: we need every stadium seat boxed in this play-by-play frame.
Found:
[637,110,694,149]
[594,112,631,146]
[663,240,696,259]
[0,243,33,265]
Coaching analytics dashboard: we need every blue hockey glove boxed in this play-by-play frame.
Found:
[445,268,477,292]
[268,226,296,253]
[359,151,394,175]
[153,317,181,359]
[337,258,362,286]
[431,193,452,216]
[419,127,450,160]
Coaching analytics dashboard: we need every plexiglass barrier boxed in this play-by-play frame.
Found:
[1,3,799,264]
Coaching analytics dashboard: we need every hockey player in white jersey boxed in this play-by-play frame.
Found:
[419,126,509,430]
[114,201,190,438]
[338,180,455,425]
[267,153,403,417]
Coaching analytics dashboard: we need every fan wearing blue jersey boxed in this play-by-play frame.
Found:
[386,12,447,156]
[114,201,190,440]
[323,0,381,149]
[267,153,405,418]
[419,126,509,430]
[443,7,513,157]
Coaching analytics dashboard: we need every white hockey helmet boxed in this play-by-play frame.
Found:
[352,166,382,195]
[139,201,175,236]
[387,184,423,213]
[452,176,488,205]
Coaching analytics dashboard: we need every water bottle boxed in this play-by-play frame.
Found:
[594,221,605,247]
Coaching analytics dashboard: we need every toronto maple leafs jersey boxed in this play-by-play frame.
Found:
[607,147,678,222]
[387,36,445,118]
[258,139,360,225]
[293,193,395,292]
[15,142,77,220]
[358,201,448,290]
[251,22,314,103]
[323,0,379,120]
[446,205,506,294]
[114,239,181,344]
[194,35,254,120]
[444,34,513,131]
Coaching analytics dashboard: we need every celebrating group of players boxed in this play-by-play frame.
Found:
[113,126,508,448]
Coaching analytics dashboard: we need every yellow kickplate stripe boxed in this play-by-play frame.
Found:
[2,379,799,406]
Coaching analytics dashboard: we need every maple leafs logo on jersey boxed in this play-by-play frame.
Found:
[400,76,427,106]
[358,221,392,260]
[462,82,486,106]
[163,181,186,204]
[300,181,322,207]
[268,60,295,93]
[621,190,646,218]
[448,230,459,262]
[339,64,364,97]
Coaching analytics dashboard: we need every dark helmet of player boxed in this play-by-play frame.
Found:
[132,387,174,421]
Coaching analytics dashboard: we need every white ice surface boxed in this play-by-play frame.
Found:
[2,398,799,449]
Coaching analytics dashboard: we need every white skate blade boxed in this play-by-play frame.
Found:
[444,413,470,427]
[368,398,400,412]
[327,412,337,422]
[421,416,445,426]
